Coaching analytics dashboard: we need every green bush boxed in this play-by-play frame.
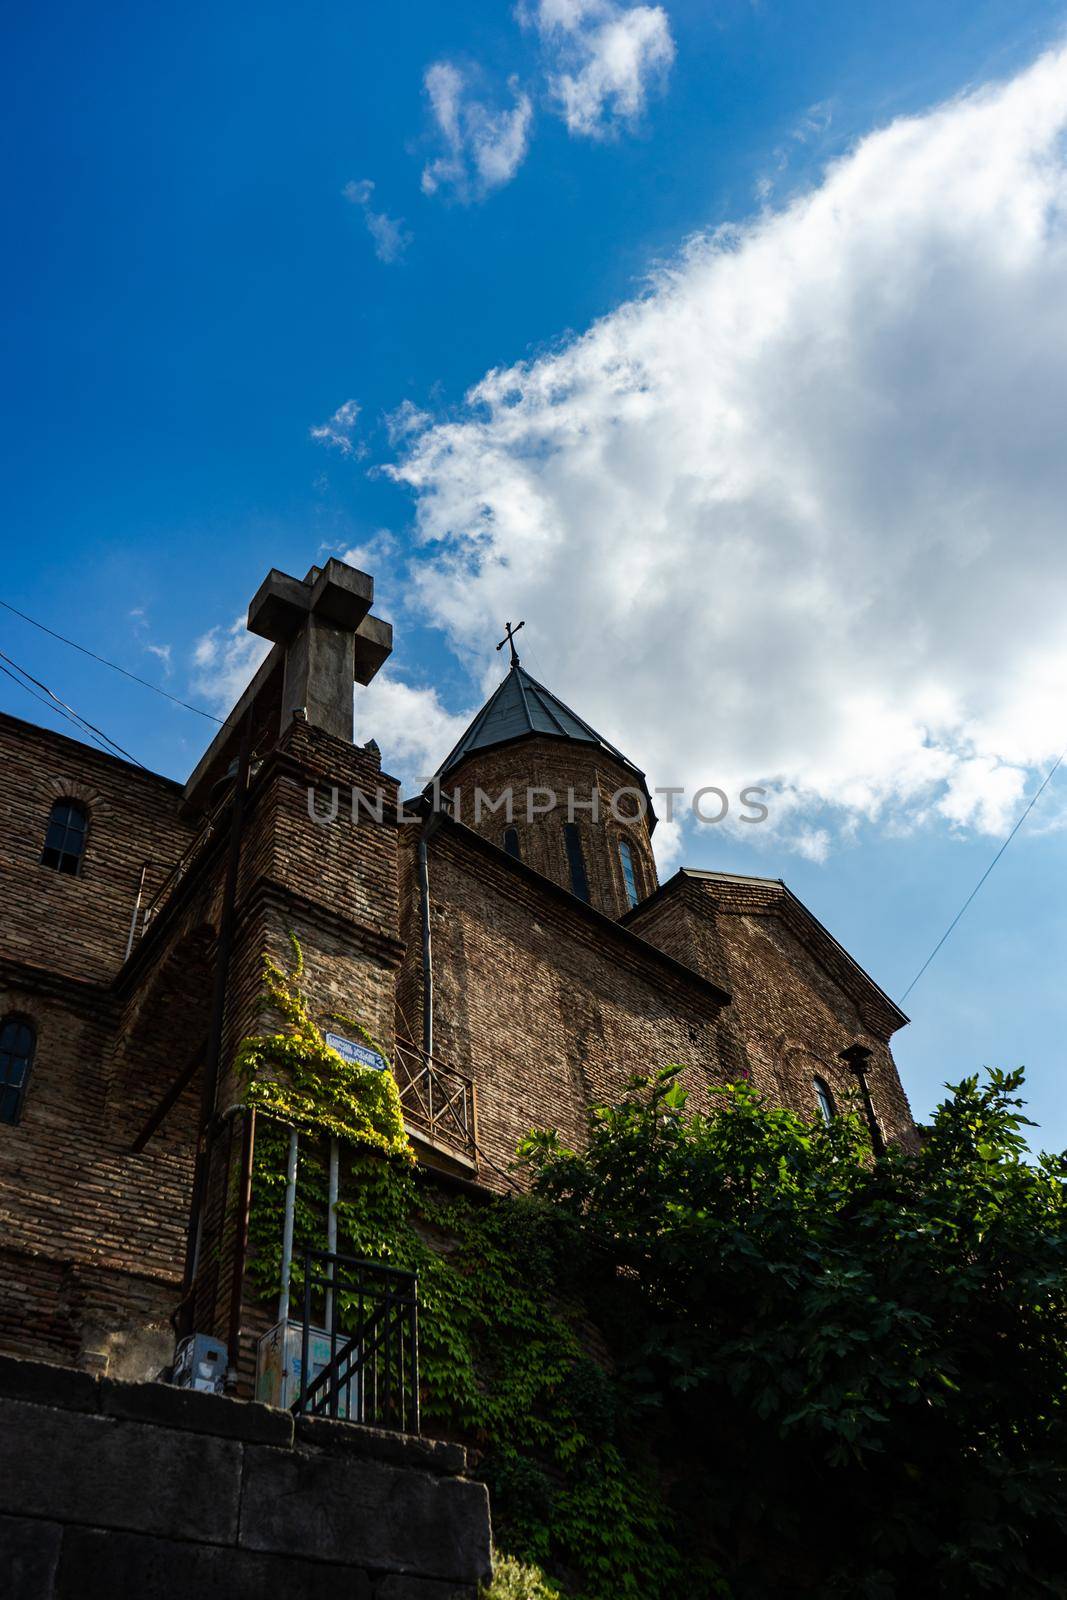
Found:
[481,1551,563,1600]
[521,1065,1067,1596]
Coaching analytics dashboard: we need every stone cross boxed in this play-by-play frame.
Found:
[248,559,392,742]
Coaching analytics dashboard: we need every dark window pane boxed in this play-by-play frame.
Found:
[40,801,87,875]
[503,827,521,861]
[563,823,590,903]
[0,1017,35,1124]
[618,838,639,909]
[814,1077,835,1124]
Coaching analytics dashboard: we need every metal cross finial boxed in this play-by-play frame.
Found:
[495,619,525,667]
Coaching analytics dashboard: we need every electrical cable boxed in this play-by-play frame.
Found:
[0,660,127,761]
[0,647,148,769]
[0,597,224,723]
[900,748,1066,1002]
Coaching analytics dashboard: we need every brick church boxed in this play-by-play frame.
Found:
[0,557,914,1390]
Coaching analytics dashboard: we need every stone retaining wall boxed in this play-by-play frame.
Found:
[0,1353,492,1599]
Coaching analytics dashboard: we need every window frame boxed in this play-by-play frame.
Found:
[562,821,590,903]
[502,826,521,861]
[41,798,89,876]
[813,1076,836,1125]
[617,834,641,910]
[0,1015,37,1125]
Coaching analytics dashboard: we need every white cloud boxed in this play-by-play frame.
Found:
[343,179,412,263]
[385,45,1067,855]
[527,0,675,139]
[421,62,533,201]
[309,398,363,458]
[365,211,411,265]
[356,674,471,788]
[144,642,173,677]
[755,99,834,203]
[385,399,432,443]
[191,619,271,713]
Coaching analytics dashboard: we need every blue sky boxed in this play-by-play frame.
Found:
[4,0,1067,1147]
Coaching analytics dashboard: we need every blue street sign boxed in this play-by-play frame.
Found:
[324,1031,387,1072]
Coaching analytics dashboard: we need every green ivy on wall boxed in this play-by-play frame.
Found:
[238,938,685,1600]
[237,934,412,1161]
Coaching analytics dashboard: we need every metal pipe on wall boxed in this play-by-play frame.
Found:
[278,1126,300,1324]
[325,1136,339,1328]
[124,860,153,962]
[225,1107,256,1394]
[417,810,444,1059]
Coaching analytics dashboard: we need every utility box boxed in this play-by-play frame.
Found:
[172,1333,228,1394]
[255,1320,356,1418]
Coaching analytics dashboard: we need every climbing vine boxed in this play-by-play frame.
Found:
[238,939,687,1600]
[237,934,412,1161]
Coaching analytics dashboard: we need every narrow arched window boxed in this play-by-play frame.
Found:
[563,822,590,903]
[618,837,640,909]
[503,827,521,861]
[814,1076,835,1125]
[41,800,88,875]
[0,1017,36,1124]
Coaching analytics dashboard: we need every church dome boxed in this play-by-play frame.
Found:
[430,659,657,919]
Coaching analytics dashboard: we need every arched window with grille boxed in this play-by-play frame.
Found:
[814,1076,835,1125]
[0,1017,36,1125]
[41,799,88,875]
[562,822,590,903]
[503,826,521,861]
[618,836,641,909]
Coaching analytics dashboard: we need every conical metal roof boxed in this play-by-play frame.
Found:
[434,663,648,791]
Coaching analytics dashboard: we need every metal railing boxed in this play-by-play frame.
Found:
[293,1247,420,1434]
[393,1037,477,1163]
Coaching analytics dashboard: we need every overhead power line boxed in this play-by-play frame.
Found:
[900,749,1066,1002]
[0,647,148,769]
[0,597,224,723]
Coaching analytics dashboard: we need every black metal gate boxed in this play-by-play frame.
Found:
[293,1247,420,1434]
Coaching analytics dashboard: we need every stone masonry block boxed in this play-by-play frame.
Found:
[0,1353,100,1415]
[0,1512,62,1600]
[0,1398,241,1544]
[375,1579,479,1600]
[54,1526,373,1600]
[295,1414,466,1475]
[240,1443,492,1584]
[99,1375,294,1448]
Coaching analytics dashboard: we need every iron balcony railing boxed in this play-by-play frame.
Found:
[293,1247,419,1433]
[393,1037,477,1164]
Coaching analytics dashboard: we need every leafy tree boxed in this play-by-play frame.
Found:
[519,1067,1067,1597]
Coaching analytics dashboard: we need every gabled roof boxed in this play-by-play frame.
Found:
[622,867,908,1040]
[435,663,648,789]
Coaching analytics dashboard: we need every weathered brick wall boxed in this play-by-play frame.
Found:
[0,714,196,985]
[0,967,197,1376]
[440,738,658,920]
[0,1352,492,1600]
[0,712,407,1381]
[0,717,207,1372]
[0,696,916,1394]
[397,819,728,1187]
[628,874,916,1146]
